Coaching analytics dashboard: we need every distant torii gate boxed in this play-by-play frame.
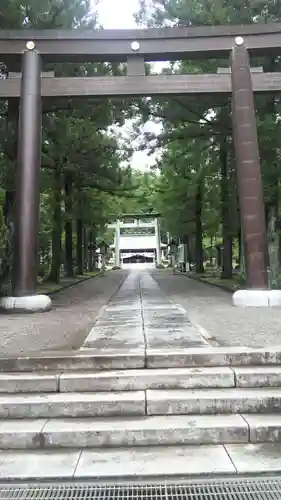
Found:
[0,24,280,310]
[108,213,162,268]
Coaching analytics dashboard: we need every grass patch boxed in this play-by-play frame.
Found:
[37,271,100,295]
[200,276,241,291]
[185,270,244,292]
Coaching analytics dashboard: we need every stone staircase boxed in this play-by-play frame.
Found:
[0,347,281,479]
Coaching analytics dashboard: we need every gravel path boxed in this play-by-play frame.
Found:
[151,269,281,348]
[0,270,128,357]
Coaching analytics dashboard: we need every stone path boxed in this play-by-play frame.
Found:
[0,271,127,357]
[3,443,281,479]
[152,270,281,348]
[82,271,208,354]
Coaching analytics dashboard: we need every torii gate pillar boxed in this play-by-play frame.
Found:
[231,37,281,307]
[0,44,51,313]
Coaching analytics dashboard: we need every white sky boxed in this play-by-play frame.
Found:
[96,0,162,171]
[97,0,140,29]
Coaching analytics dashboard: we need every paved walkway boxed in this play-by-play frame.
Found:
[82,271,208,353]
[2,267,281,357]
[152,270,281,348]
[0,271,127,357]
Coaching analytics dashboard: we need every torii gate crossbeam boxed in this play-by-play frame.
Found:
[1,23,281,61]
[0,72,281,98]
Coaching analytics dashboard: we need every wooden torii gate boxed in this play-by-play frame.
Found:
[0,24,280,310]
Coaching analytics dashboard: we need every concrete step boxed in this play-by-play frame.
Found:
[3,413,281,451]
[60,366,235,392]
[0,373,59,393]
[147,346,281,368]
[2,346,281,372]
[147,387,281,415]
[2,443,281,479]
[234,366,281,387]
[0,392,145,418]
[1,366,281,393]
[0,445,237,479]
[0,350,145,372]
[73,442,281,478]
[0,414,249,449]
[243,414,281,442]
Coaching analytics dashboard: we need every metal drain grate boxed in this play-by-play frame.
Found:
[1,479,281,500]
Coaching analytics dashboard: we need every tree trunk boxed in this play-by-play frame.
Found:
[3,190,15,225]
[222,235,233,277]
[92,230,97,269]
[210,237,214,265]
[220,134,233,279]
[88,229,93,271]
[195,179,204,274]
[83,227,88,271]
[2,100,19,285]
[260,57,276,266]
[238,228,242,268]
[76,218,83,275]
[64,172,74,277]
[48,169,62,283]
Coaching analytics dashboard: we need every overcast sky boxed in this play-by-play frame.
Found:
[96,0,161,171]
[97,0,140,29]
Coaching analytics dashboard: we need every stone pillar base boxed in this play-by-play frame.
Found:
[233,289,281,307]
[0,295,52,313]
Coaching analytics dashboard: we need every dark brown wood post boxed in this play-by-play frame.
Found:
[231,37,268,289]
[12,45,42,296]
